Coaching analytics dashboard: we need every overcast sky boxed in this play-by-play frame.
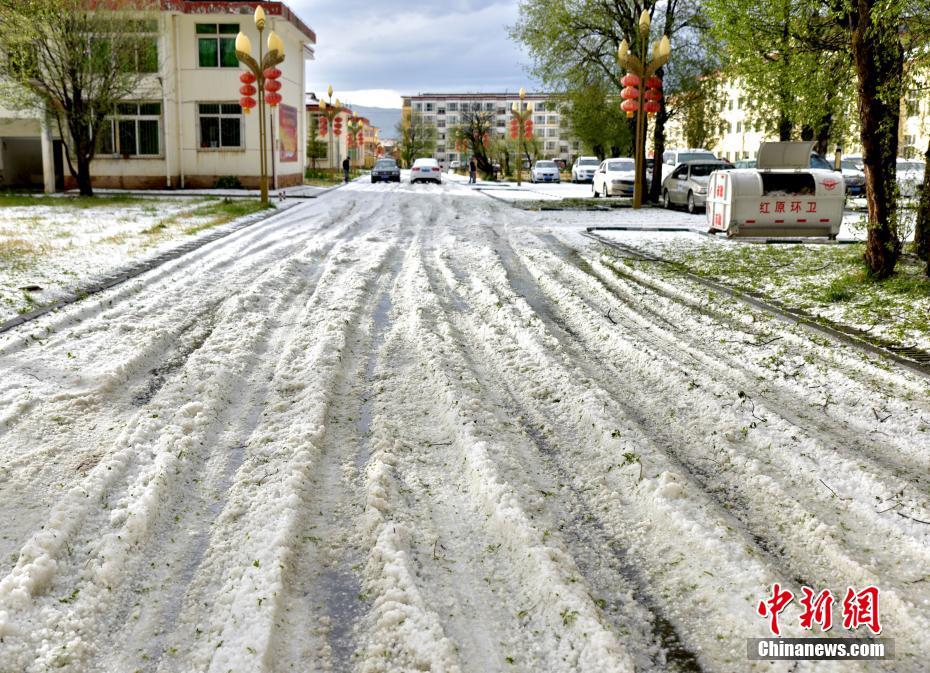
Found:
[291,0,539,109]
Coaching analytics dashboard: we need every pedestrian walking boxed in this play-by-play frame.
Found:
[342,157,350,183]
[468,157,477,184]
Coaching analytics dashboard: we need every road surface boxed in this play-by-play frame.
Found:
[0,180,927,673]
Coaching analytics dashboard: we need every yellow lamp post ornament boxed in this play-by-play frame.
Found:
[235,5,286,206]
[617,10,671,209]
[509,88,534,186]
[317,86,343,174]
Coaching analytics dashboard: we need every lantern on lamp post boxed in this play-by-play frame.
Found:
[617,11,671,209]
[235,5,286,206]
[318,86,343,173]
[509,88,534,186]
[347,116,364,167]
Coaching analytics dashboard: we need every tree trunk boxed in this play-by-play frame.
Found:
[778,114,792,141]
[75,154,93,196]
[850,0,903,278]
[815,108,834,158]
[914,143,930,274]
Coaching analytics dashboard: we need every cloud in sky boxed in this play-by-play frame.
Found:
[289,0,539,108]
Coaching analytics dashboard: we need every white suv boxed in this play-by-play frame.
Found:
[571,156,600,183]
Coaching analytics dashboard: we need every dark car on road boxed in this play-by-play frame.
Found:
[371,158,401,183]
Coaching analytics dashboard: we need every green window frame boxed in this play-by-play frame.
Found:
[198,103,243,149]
[196,23,239,68]
[97,102,162,157]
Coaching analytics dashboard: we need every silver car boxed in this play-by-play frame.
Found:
[662,160,731,214]
[530,160,561,184]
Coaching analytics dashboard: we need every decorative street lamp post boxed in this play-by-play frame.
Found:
[509,88,534,187]
[617,10,670,209]
[235,5,285,206]
[347,116,364,167]
[317,86,343,174]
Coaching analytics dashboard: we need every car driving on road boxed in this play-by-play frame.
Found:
[662,160,731,213]
[571,157,600,183]
[530,160,561,184]
[592,158,636,198]
[410,158,442,184]
[370,158,400,183]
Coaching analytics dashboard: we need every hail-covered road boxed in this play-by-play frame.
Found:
[0,180,927,673]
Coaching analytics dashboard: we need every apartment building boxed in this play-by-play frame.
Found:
[664,77,930,162]
[400,93,580,166]
[0,0,316,192]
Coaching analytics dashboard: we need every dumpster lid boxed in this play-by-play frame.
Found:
[756,141,816,170]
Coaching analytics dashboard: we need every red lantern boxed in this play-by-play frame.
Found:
[240,72,256,84]
[264,79,282,93]
[239,84,256,97]
[240,96,257,114]
[524,120,534,136]
[264,92,282,107]
[644,88,662,101]
[647,76,663,90]
[263,67,281,80]
[358,131,364,146]
[318,118,328,136]
[621,98,639,118]
[644,100,661,115]
[621,73,642,88]
[333,118,342,136]
[621,86,640,100]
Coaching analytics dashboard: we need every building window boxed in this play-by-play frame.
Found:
[197,24,239,68]
[98,102,161,156]
[736,121,742,133]
[537,102,546,112]
[906,95,920,117]
[548,128,558,137]
[438,108,445,115]
[437,119,446,128]
[447,103,458,111]
[534,115,545,124]
[415,103,422,111]
[485,102,494,111]
[198,103,243,149]
[496,119,505,128]
[426,102,434,112]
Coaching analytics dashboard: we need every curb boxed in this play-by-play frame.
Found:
[582,231,930,379]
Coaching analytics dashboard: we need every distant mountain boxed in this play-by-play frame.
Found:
[349,106,402,140]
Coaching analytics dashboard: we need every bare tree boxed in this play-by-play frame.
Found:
[0,0,157,196]
[395,109,437,168]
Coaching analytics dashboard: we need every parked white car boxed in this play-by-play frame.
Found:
[571,156,600,183]
[662,160,731,213]
[530,160,561,183]
[897,159,926,197]
[411,158,442,184]
[592,158,636,198]
[661,148,718,181]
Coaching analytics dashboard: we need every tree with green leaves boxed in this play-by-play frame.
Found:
[307,114,327,171]
[673,73,722,150]
[512,0,712,202]
[0,0,158,196]
[560,78,633,158]
[395,110,437,169]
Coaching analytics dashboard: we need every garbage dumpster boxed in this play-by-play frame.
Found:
[706,141,845,238]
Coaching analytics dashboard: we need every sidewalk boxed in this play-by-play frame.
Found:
[70,184,333,200]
